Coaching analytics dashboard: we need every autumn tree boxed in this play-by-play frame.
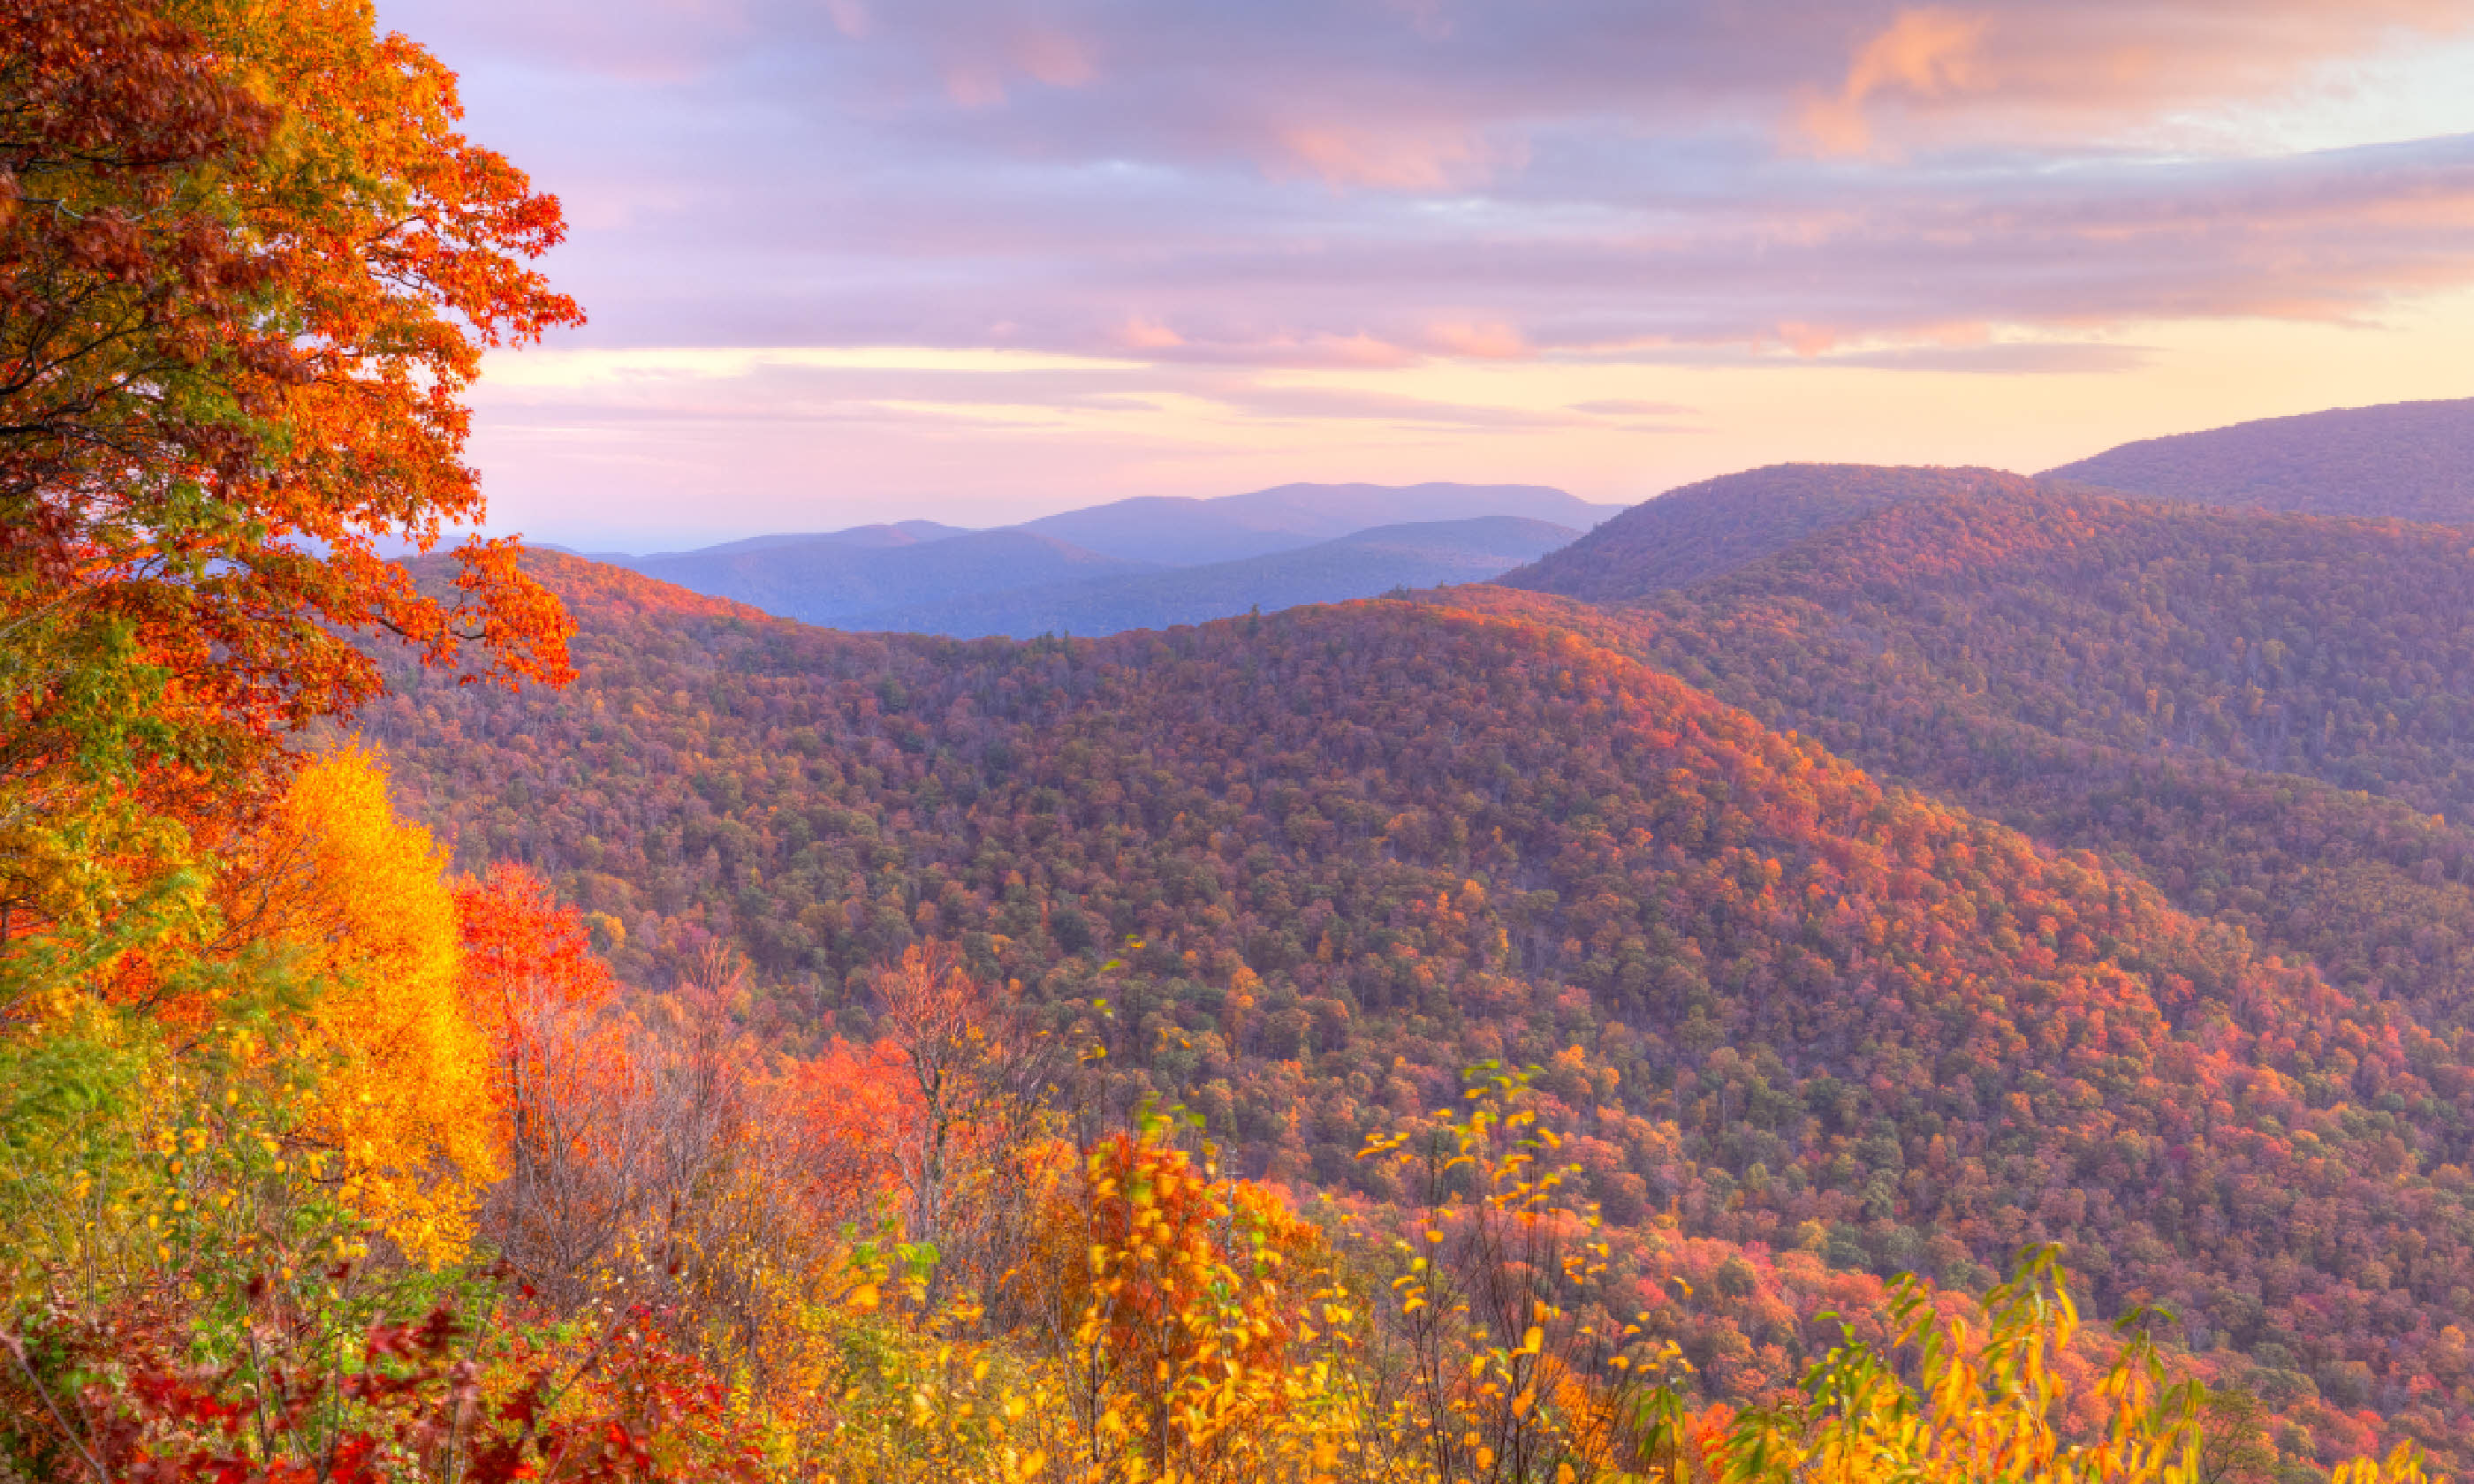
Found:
[209,742,502,1264]
[458,862,618,1147]
[0,0,580,966]
[2197,1388,2280,1484]
[785,1034,921,1221]
[1356,1064,1691,1484]
[875,944,1051,1298]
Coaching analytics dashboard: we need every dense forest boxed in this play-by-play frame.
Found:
[1478,482,2474,1016]
[376,549,2474,1470]
[3,1,2467,1481]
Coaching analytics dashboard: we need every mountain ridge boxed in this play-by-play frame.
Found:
[576,481,1621,636]
[1497,465,2039,601]
[2044,396,2474,524]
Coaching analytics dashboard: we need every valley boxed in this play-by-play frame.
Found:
[364,398,2474,1470]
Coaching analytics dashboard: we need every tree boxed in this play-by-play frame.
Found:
[457,862,618,1142]
[875,944,1049,1296]
[1017,1110,1334,1484]
[0,0,581,959]
[2197,1388,2280,1484]
[209,743,502,1264]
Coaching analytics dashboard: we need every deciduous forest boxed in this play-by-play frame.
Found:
[1,3,2467,1482]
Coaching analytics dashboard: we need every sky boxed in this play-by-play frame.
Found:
[373,0,2474,551]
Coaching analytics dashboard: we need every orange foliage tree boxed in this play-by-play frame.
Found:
[0,0,580,929]
[785,1035,920,1221]
[1005,1110,1333,1482]
[213,742,501,1264]
[872,944,1054,1298]
[457,861,618,1141]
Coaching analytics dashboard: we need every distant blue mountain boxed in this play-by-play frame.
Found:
[583,481,1622,635]
[1012,481,1624,565]
[847,515,1582,638]
[608,530,1151,629]
[647,519,973,557]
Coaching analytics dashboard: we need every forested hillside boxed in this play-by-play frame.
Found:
[376,549,2474,1465]
[1484,481,2474,1018]
[2047,398,2474,523]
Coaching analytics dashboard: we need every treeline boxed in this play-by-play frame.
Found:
[1497,466,2038,602]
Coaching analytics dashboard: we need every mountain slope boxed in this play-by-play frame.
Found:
[1497,465,2035,602]
[1016,481,1620,565]
[854,515,1579,637]
[609,529,1154,628]
[378,551,2474,1455]
[1476,473,2474,1062]
[2045,397,2474,523]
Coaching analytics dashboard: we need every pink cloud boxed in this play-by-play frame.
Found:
[1014,31,1096,87]
[823,0,868,40]
[1795,8,1993,156]
[944,64,1007,108]
[387,0,2474,386]
[1424,321,1530,359]
[1119,316,1186,349]
[1274,124,1506,190]
[1775,322,1840,357]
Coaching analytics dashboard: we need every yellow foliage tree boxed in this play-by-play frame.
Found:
[227,742,499,1263]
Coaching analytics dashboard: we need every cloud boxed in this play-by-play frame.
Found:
[471,349,1593,433]
[1206,383,1588,428]
[469,100,2474,385]
[1118,316,1186,350]
[1812,341,2157,374]
[1795,8,1992,156]
[1274,125,1509,190]
[1566,399,1697,416]
[369,0,2474,536]
[1423,321,1529,359]
[823,0,868,39]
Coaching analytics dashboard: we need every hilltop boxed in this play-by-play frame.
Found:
[1496,465,2037,601]
[1480,475,2474,1018]
[2045,397,2474,523]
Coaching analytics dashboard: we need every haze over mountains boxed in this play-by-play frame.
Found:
[565,398,2474,640]
[582,481,1621,637]
[854,516,1577,639]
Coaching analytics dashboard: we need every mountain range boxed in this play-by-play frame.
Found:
[377,393,2474,1470]
[578,481,1622,636]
